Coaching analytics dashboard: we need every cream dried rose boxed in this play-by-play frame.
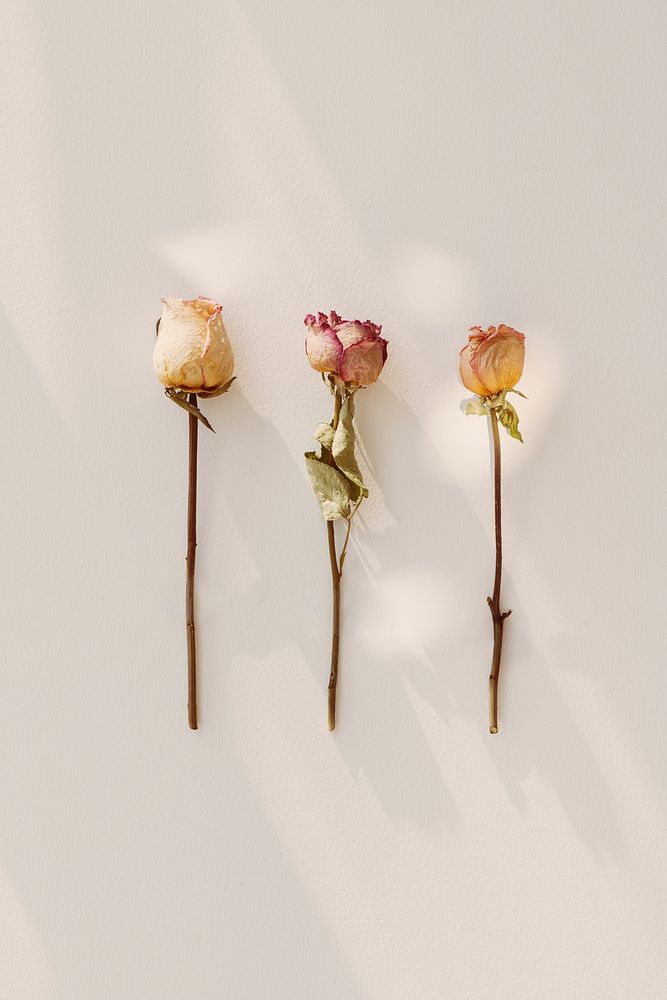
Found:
[153,297,234,393]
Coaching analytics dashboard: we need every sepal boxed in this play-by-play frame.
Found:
[164,388,215,432]
[198,377,236,398]
[462,389,525,441]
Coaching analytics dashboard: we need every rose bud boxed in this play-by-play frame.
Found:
[305,310,388,387]
[459,324,525,397]
[153,297,234,393]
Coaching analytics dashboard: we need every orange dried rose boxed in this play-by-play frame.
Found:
[459,324,525,397]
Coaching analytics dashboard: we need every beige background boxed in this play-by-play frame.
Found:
[1,1,666,997]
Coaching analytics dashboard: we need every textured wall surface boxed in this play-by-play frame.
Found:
[1,1,666,998]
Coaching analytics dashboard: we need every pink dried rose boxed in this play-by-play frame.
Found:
[303,308,387,731]
[459,324,525,397]
[305,311,388,387]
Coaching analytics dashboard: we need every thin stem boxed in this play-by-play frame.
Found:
[326,388,343,731]
[326,519,341,731]
[338,498,362,575]
[487,406,512,734]
[186,393,199,730]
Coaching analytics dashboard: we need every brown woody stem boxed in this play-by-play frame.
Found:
[488,406,512,734]
[186,393,199,730]
[326,389,343,731]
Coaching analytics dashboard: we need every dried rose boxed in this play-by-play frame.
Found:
[305,311,387,387]
[459,324,525,397]
[154,297,234,393]
[459,322,528,735]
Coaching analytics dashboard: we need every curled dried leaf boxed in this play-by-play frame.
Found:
[164,388,215,432]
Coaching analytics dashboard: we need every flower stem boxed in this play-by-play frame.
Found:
[338,498,362,574]
[326,521,341,731]
[186,393,199,730]
[487,406,512,734]
[326,389,343,731]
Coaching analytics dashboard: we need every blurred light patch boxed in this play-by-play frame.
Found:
[2,0,73,423]
[361,568,452,664]
[0,863,53,999]
[388,243,476,329]
[153,224,265,301]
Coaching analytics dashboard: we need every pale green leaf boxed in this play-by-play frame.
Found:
[314,422,335,451]
[498,401,523,443]
[304,453,351,519]
[319,499,345,520]
[332,397,368,497]
[465,396,488,416]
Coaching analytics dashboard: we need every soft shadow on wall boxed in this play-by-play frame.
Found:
[352,378,624,857]
[4,0,667,995]
[232,0,667,842]
[0,314,366,999]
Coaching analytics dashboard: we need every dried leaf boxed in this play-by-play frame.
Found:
[314,422,335,451]
[332,396,368,497]
[304,452,352,520]
[498,401,523,442]
[465,396,488,416]
[164,389,215,432]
